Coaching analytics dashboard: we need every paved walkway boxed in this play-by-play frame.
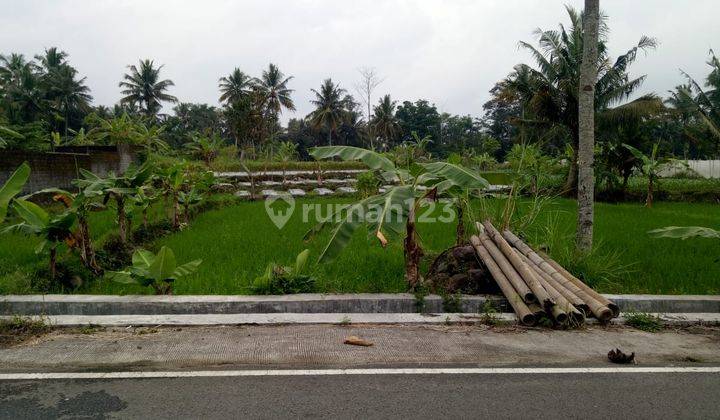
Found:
[2,324,719,372]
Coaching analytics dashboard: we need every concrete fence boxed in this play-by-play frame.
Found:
[0,145,140,193]
[661,160,720,179]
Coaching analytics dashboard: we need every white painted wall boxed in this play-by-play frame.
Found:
[660,160,720,179]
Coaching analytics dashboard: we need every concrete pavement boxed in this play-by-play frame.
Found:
[2,324,719,372]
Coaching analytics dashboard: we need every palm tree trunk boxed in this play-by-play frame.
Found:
[564,140,579,194]
[575,0,600,253]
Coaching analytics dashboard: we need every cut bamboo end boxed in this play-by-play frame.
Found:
[520,312,537,326]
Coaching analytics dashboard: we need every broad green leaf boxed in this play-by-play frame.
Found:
[12,199,49,227]
[0,126,24,140]
[371,186,414,247]
[317,203,365,263]
[148,246,177,281]
[294,249,310,274]
[0,162,30,222]
[132,249,156,268]
[648,226,720,240]
[310,146,396,172]
[173,259,202,278]
[21,187,73,201]
[34,240,49,255]
[105,270,137,284]
[622,144,649,165]
[420,162,489,190]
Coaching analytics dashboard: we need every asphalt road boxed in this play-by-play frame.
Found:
[2,370,719,419]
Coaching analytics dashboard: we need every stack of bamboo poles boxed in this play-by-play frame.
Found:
[470,220,619,326]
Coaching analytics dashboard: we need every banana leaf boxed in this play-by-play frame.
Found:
[0,162,30,223]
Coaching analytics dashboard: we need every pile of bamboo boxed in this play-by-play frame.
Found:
[470,220,619,326]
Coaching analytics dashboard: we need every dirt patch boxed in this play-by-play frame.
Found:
[0,317,52,348]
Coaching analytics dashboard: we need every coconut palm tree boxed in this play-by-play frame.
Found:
[218,68,255,105]
[0,54,43,123]
[47,65,92,138]
[309,79,347,146]
[256,63,295,119]
[371,95,400,150]
[504,5,657,193]
[34,47,67,72]
[119,59,178,119]
[673,50,720,141]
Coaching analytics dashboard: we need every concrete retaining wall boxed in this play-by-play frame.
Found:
[2,293,718,316]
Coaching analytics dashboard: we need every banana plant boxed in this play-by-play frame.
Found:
[76,161,153,243]
[0,162,30,223]
[1,200,76,279]
[132,186,157,229]
[22,188,104,275]
[157,162,187,229]
[305,146,488,287]
[106,246,202,294]
[623,143,674,208]
[184,133,223,166]
[178,188,203,224]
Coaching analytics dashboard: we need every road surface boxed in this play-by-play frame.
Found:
[2,368,719,419]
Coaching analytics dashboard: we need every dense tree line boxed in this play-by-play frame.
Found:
[2,12,718,169]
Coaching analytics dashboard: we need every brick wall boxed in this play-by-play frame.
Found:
[0,145,139,193]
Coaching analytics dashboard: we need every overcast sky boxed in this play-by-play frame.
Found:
[2,0,718,123]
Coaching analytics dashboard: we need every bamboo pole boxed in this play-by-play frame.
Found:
[516,249,589,315]
[502,230,613,321]
[470,236,536,326]
[477,233,536,304]
[538,250,620,318]
[527,303,547,320]
[482,221,554,307]
[516,251,584,324]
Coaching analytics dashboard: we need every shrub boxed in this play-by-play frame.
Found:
[251,249,316,294]
[356,171,381,199]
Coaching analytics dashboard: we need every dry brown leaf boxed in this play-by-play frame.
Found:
[343,335,373,347]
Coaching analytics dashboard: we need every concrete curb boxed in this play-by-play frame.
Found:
[2,293,719,316]
[2,312,719,327]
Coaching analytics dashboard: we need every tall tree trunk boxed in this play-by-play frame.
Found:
[116,195,128,244]
[575,0,600,253]
[404,205,424,288]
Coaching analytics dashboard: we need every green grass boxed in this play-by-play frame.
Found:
[1,197,718,295]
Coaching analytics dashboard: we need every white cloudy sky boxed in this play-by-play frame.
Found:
[2,0,718,122]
